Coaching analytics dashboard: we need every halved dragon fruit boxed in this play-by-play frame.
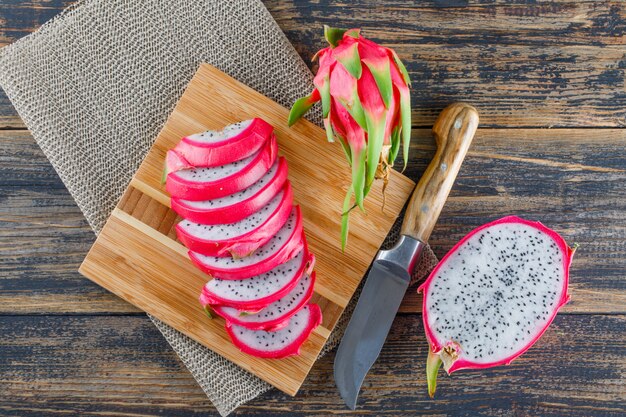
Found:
[200,240,315,312]
[210,272,316,331]
[166,134,277,201]
[226,304,322,359]
[171,157,288,225]
[189,207,304,279]
[419,216,576,397]
[176,182,293,258]
[165,118,273,173]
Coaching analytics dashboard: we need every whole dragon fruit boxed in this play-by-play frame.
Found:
[288,26,412,248]
[419,216,576,397]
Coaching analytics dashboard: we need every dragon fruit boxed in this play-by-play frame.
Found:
[165,118,273,174]
[166,134,277,201]
[210,272,316,331]
[288,26,412,248]
[200,244,315,312]
[226,304,322,359]
[419,216,576,397]
[189,207,304,279]
[176,182,293,258]
[171,157,288,225]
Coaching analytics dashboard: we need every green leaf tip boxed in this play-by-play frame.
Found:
[399,90,412,171]
[203,306,215,320]
[426,347,442,399]
[161,162,168,185]
[323,118,335,143]
[352,148,367,212]
[324,25,347,47]
[389,126,401,165]
[288,91,320,126]
[364,59,393,109]
[365,114,387,190]
[344,28,361,39]
[392,50,412,87]
[336,42,362,80]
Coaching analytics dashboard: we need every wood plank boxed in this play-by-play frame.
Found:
[1,1,625,128]
[0,314,623,416]
[1,128,624,314]
[269,0,626,127]
[0,0,76,128]
[0,130,138,313]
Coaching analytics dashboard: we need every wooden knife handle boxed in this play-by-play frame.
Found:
[400,103,479,242]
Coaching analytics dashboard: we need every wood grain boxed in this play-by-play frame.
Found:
[78,64,415,395]
[1,128,624,315]
[401,103,478,241]
[2,1,625,129]
[0,314,623,416]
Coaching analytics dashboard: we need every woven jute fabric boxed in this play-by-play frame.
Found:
[0,0,438,414]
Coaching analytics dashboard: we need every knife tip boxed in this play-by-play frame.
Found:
[345,397,357,410]
[334,359,359,410]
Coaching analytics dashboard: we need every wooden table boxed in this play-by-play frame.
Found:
[1,1,624,415]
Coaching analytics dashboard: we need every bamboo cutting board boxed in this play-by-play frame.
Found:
[79,64,415,396]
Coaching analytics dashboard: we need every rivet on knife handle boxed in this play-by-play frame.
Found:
[400,103,479,242]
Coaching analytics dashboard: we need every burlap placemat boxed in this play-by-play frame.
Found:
[0,0,438,414]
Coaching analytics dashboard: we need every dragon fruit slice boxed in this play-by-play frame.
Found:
[166,134,277,201]
[176,182,293,258]
[171,157,288,225]
[210,272,316,331]
[189,207,304,279]
[226,304,323,359]
[165,118,273,173]
[419,216,576,397]
[200,241,315,312]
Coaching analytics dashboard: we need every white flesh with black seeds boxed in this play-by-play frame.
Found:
[218,274,311,320]
[193,209,297,268]
[187,119,252,143]
[175,152,256,182]
[182,161,279,209]
[231,305,313,351]
[205,249,304,301]
[178,190,283,241]
[425,222,566,363]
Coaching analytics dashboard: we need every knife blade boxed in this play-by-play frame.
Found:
[334,236,424,410]
[334,103,479,409]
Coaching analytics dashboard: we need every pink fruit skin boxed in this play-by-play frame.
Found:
[213,272,316,332]
[171,157,289,225]
[225,304,323,359]
[175,182,293,258]
[165,134,277,201]
[189,206,305,280]
[201,249,315,312]
[165,149,194,173]
[418,216,575,373]
[167,118,273,171]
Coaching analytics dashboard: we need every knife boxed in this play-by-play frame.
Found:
[334,102,479,409]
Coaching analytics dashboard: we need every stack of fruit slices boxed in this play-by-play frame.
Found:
[164,118,322,359]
